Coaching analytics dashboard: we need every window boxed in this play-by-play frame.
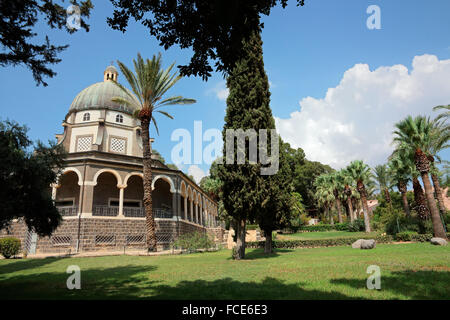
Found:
[116,114,123,123]
[110,136,126,153]
[83,113,90,121]
[76,136,92,152]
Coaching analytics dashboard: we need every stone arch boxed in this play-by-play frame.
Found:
[93,168,122,186]
[124,172,143,186]
[61,167,83,186]
[180,180,187,196]
[152,175,175,193]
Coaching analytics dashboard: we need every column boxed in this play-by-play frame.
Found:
[51,184,60,201]
[200,207,203,226]
[118,185,125,217]
[172,191,177,218]
[80,184,94,217]
[190,199,193,222]
[184,196,187,220]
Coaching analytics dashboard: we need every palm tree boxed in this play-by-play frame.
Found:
[393,115,447,239]
[388,153,411,216]
[314,175,335,225]
[373,164,392,209]
[341,169,356,222]
[327,172,346,223]
[433,104,449,129]
[112,53,196,251]
[346,160,373,232]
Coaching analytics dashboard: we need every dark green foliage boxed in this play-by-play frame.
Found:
[0,120,65,236]
[395,231,418,242]
[246,234,395,249]
[346,219,365,232]
[0,0,93,86]
[108,0,304,80]
[172,232,215,253]
[381,211,432,235]
[0,237,21,259]
[294,160,333,211]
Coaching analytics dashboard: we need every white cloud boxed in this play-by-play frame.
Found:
[207,81,229,101]
[187,165,207,184]
[275,54,450,169]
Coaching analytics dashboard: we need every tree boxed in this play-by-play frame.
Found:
[388,153,412,216]
[257,137,294,254]
[294,160,333,213]
[111,53,196,252]
[393,115,447,239]
[328,171,346,223]
[433,104,449,130]
[313,177,335,225]
[0,120,65,235]
[107,0,305,80]
[341,168,357,222]
[373,164,392,208]
[217,30,276,259]
[0,0,93,86]
[346,160,373,232]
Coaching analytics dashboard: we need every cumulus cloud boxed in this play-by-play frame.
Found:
[207,81,229,101]
[187,165,207,184]
[275,54,450,169]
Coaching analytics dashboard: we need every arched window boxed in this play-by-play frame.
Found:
[83,113,90,121]
[116,114,123,123]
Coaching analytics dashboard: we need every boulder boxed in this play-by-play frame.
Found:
[430,237,448,246]
[352,239,376,249]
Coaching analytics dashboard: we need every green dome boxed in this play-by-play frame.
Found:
[68,80,136,116]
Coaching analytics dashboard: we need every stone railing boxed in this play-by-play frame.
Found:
[93,205,119,217]
[57,206,78,217]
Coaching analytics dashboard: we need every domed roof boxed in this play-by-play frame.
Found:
[67,66,136,116]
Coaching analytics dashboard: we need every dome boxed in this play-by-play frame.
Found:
[67,66,137,116]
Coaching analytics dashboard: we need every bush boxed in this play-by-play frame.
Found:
[347,219,365,232]
[0,237,21,259]
[395,231,418,241]
[172,232,215,253]
[246,224,259,230]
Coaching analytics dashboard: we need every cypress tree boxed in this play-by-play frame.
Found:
[218,30,290,258]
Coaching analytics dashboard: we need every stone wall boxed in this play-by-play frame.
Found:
[0,218,223,254]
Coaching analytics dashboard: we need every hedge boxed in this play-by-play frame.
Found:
[0,237,21,259]
[246,233,450,249]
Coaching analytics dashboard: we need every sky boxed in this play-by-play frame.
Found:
[1,0,449,183]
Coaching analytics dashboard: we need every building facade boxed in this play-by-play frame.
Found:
[2,66,222,254]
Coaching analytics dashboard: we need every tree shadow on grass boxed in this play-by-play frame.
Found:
[0,257,61,274]
[330,270,450,299]
[0,264,158,299]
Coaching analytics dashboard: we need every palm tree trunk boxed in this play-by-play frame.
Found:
[335,198,343,223]
[412,177,430,219]
[141,117,157,252]
[264,229,272,254]
[421,173,447,239]
[360,194,371,232]
[431,173,447,215]
[326,206,334,225]
[347,197,354,222]
[234,218,246,260]
[398,181,410,216]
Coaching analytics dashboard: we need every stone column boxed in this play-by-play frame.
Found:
[80,183,94,217]
[118,185,125,217]
[177,191,181,218]
[184,196,187,220]
[51,184,60,201]
[190,199,193,222]
[172,191,177,218]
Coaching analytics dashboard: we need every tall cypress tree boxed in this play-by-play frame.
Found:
[218,30,284,259]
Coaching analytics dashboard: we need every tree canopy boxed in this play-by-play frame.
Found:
[0,120,66,235]
[107,0,305,79]
[0,0,93,86]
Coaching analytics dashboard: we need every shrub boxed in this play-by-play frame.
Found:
[172,232,215,253]
[395,231,418,241]
[246,224,259,230]
[0,237,21,259]
[347,219,365,232]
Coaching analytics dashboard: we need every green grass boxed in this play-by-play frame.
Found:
[279,231,379,240]
[0,243,449,299]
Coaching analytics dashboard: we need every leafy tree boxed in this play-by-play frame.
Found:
[393,115,447,239]
[107,0,305,79]
[388,153,412,216]
[0,0,93,86]
[346,160,373,232]
[294,160,333,213]
[111,53,196,252]
[313,176,335,225]
[217,30,277,259]
[0,120,65,235]
[341,168,357,222]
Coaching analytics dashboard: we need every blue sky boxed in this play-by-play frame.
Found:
[1,0,449,181]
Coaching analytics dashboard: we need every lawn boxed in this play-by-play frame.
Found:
[278,231,380,240]
[0,243,449,299]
